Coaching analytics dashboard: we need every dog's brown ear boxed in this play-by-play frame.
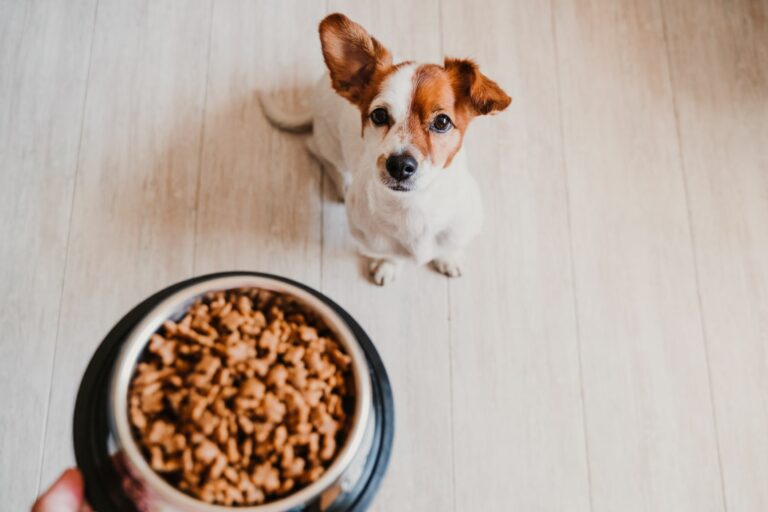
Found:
[319,13,392,105]
[444,58,511,116]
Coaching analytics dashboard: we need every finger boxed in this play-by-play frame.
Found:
[32,468,85,512]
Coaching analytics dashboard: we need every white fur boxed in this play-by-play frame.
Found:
[263,65,484,285]
[372,64,414,121]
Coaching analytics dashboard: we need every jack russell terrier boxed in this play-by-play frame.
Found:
[260,13,511,285]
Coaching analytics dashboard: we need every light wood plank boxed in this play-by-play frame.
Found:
[440,1,592,510]
[0,1,96,508]
[553,0,724,510]
[661,0,768,509]
[39,0,212,487]
[193,0,326,284]
[319,2,454,511]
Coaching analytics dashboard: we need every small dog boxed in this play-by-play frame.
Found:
[261,13,511,285]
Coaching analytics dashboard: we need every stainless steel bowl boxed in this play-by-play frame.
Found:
[107,275,375,511]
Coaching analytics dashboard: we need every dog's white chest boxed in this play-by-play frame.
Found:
[348,200,436,263]
[346,170,480,265]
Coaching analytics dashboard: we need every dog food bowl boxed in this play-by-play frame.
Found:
[73,272,394,511]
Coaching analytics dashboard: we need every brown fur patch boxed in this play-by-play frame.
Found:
[319,14,392,106]
[406,65,467,168]
[408,65,458,167]
[405,61,511,168]
[444,58,512,116]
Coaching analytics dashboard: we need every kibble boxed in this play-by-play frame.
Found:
[128,288,354,506]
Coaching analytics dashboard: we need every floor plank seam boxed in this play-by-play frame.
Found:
[319,0,330,292]
[319,171,326,290]
[549,1,595,509]
[658,2,729,510]
[446,279,458,512]
[191,0,216,277]
[318,0,330,293]
[34,0,101,495]
[437,3,458,510]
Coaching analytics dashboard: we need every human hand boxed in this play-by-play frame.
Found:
[32,468,92,512]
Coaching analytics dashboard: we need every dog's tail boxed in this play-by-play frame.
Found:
[258,92,313,133]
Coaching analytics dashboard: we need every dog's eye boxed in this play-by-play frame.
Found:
[431,114,453,133]
[370,108,389,126]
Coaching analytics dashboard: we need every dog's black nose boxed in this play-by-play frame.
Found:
[385,153,418,181]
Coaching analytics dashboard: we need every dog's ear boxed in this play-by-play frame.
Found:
[319,13,392,105]
[444,58,511,116]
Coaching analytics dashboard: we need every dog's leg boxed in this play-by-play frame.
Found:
[368,257,401,286]
[431,251,465,278]
[305,137,349,202]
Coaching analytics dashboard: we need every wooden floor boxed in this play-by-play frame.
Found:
[2,0,767,510]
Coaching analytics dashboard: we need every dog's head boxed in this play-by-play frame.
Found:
[319,13,511,193]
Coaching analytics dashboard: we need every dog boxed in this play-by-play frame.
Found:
[260,13,511,285]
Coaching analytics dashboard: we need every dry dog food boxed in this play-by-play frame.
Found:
[127,288,354,506]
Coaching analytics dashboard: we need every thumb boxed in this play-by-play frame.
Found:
[32,468,86,512]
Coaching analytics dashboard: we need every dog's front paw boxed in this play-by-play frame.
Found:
[431,258,464,278]
[369,258,398,286]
